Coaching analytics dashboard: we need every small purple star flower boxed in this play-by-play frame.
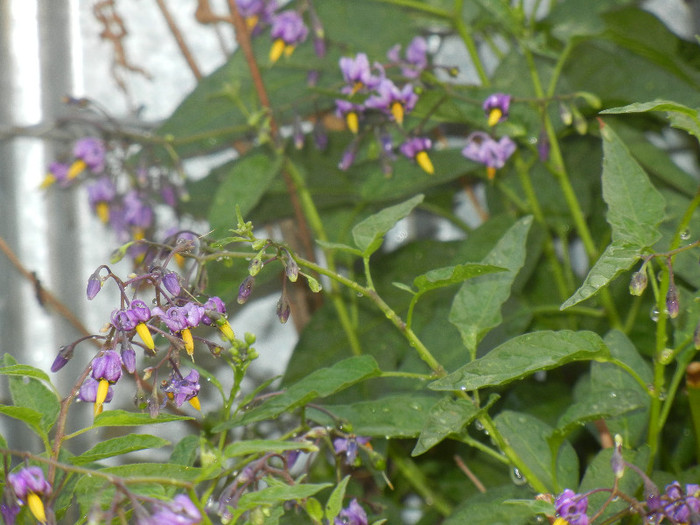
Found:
[387,36,428,79]
[335,99,364,134]
[339,53,383,95]
[334,499,368,525]
[162,369,201,408]
[483,93,512,126]
[138,494,202,525]
[7,466,51,524]
[365,79,418,125]
[87,177,117,224]
[122,191,153,231]
[40,161,71,189]
[554,489,589,525]
[461,131,516,179]
[73,137,106,173]
[269,10,308,62]
[399,137,434,175]
[333,436,371,466]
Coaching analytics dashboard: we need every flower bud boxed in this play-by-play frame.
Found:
[629,271,648,296]
[163,272,181,295]
[305,274,322,293]
[86,272,102,300]
[611,434,625,479]
[559,102,573,126]
[285,256,299,282]
[51,344,75,372]
[249,256,263,277]
[237,275,255,304]
[276,295,291,324]
[666,285,679,319]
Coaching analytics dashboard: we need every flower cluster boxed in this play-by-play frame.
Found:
[554,489,589,525]
[647,482,700,524]
[334,38,435,175]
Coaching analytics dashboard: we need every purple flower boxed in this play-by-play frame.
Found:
[238,0,276,33]
[461,131,516,180]
[139,494,202,525]
[152,306,188,332]
[111,309,139,331]
[40,161,70,189]
[162,369,201,409]
[334,499,368,525]
[87,177,117,224]
[555,489,589,525]
[92,350,122,384]
[269,10,308,62]
[78,376,114,403]
[365,80,418,125]
[181,302,205,328]
[86,272,102,300]
[335,100,364,134]
[130,300,152,323]
[657,482,700,524]
[399,137,434,175]
[483,93,512,126]
[338,141,359,172]
[122,191,153,230]
[237,276,256,305]
[163,272,181,295]
[202,296,226,325]
[339,53,383,95]
[333,436,371,466]
[73,137,106,173]
[0,501,20,525]
[387,36,428,79]
[7,467,51,524]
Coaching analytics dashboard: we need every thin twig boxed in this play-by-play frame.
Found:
[154,0,203,80]
[454,454,487,493]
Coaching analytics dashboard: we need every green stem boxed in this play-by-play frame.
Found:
[392,451,453,516]
[454,0,490,86]
[284,159,363,356]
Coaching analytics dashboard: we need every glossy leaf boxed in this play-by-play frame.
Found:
[412,263,507,293]
[444,485,538,525]
[602,99,700,141]
[224,439,318,458]
[218,356,381,429]
[412,395,480,456]
[308,394,439,438]
[325,475,350,522]
[449,216,533,355]
[430,330,610,392]
[352,194,424,256]
[70,434,170,465]
[494,410,579,493]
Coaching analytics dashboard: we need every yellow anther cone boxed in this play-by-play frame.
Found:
[93,401,104,417]
[67,159,86,180]
[269,39,285,63]
[96,202,110,223]
[487,108,503,127]
[182,328,194,357]
[39,173,56,189]
[96,378,110,405]
[27,492,47,523]
[350,82,363,95]
[487,166,497,180]
[189,396,201,411]
[391,102,404,125]
[245,15,258,30]
[346,112,359,134]
[284,44,295,58]
[553,518,568,525]
[415,151,434,175]
[135,322,154,350]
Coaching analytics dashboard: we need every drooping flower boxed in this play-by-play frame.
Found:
[333,436,371,466]
[652,482,700,524]
[162,369,201,410]
[387,36,428,79]
[138,494,202,525]
[554,489,589,525]
[335,100,364,134]
[483,93,512,127]
[39,161,70,189]
[86,177,117,223]
[152,303,205,357]
[7,466,52,524]
[365,79,418,125]
[399,137,434,175]
[237,0,277,32]
[461,131,516,180]
[111,300,154,350]
[334,499,368,525]
[269,10,308,63]
[68,137,106,179]
[339,53,383,95]
[202,296,234,342]
[91,350,122,415]
[78,376,114,404]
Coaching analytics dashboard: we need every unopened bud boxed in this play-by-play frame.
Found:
[51,344,75,372]
[162,272,181,295]
[276,295,291,324]
[559,102,573,126]
[305,274,322,293]
[572,107,587,135]
[611,434,625,479]
[86,272,102,300]
[249,256,263,277]
[285,256,299,282]
[629,271,648,296]
[666,285,679,319]
[238,275,255,304]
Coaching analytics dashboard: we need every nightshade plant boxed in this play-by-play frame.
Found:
[2,0,700,523]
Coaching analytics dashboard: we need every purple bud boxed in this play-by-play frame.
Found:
[537,130,550,162]
[276,295,291,324]
[338,142,357,171]
[238,275,255,304]
[86,272,101,300]
[610,435,624,479]
[629,271,648,296]
[120,343,136,374]
[51,344,74,372]
[162,272,181,295]
[334,499,368,525]
[666,285,679,319]
[285,256,299,282]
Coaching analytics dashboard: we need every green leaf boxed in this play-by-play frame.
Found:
[560,242,641,310]
[494,410,579,492]
[224,439,318,458]
[444,485,537,525]
[599,123,666,247]
[412,395,480,456]
[208,153,282,233]
[218,356,381,429]
[226,482,333,524]
[170,435,200,466]
[413,263,507,293]
[352,194,424,256]
[315,240,363,257]
[308,394,439,438]
[325,475,350,522]
[90,410,194,428]
[449,216,533,355]
[0,405,44,437]
[70,434,170,465]
[429,330,611,392]
[0,364,53,385]
[601,99,700,141]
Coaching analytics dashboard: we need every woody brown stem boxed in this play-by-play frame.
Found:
[154,0,203,80]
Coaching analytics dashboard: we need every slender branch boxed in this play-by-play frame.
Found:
[154,0,203,80]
